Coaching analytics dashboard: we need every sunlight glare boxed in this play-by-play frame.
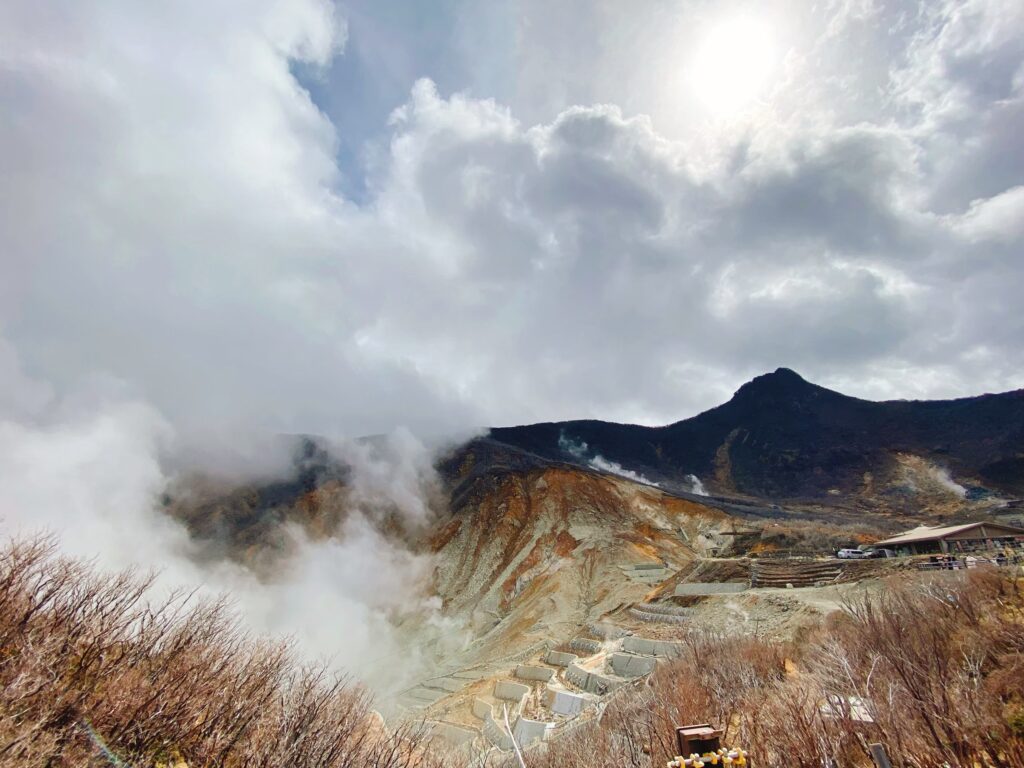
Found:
[688,15,778,117]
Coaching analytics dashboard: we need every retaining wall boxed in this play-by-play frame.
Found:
[674,582,747,596]
[431,722,479,746]
[478,706,554,751]
[565,662,589,690]
[609,652,657,677]
[566,662,626,695]
[513,717,551,747]
[515,664,555,682]
[587,622,630,640]
[471,698,492,720]
[622,562,666,571]
[634,603,694,616]
[628,608,689,624]
[622,567,670,583]
[544,650,578,667]
[569,637,601,654]
[621,637,683,657]
[546,688,587,716]
[494,680,530,703]
[481,712,513,751]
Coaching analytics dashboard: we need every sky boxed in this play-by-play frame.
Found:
[2,0,1024,443]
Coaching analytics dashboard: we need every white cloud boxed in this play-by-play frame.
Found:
[3,0,1023,438]
[953,186,1024,243]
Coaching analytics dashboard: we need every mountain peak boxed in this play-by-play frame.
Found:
[767,367,805,383]
[732,367,815,401]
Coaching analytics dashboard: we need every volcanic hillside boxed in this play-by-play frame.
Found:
[480,368,1024,502]
[161,368,1024,724]
[169,368,1024,577]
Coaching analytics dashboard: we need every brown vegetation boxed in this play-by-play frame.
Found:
[5,530,1021,768]
[523,570,1024,768]
[0,537,453,768]
[747,520,889,556]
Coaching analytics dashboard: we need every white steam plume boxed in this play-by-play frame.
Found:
[686,474,709,496]
[588,454,661,487]
[927,466,968,499]
[558,431,660,487]
[0,350,465,699]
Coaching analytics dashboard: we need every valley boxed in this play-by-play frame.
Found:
[161,369,1024,759]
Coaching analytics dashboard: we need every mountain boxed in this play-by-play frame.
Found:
[172,368,1024,568]
[477,368,1024,501]
[161,368,1024,718]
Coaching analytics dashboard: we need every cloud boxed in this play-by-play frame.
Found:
[2,0,1024,439]
[952,186,1024,244]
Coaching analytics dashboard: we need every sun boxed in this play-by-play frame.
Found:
[688,15,778,117]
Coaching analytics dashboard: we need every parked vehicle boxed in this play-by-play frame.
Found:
[837,548,868,559]
[867,548,896,558]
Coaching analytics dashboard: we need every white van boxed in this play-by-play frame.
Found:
[837,548,867,559]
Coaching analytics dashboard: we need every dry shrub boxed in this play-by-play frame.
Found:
[0,537,455,768]
[533,569,1024,768]
[527,636,785,768]
[8,532,1020,768]
[751,521,885,556]
[788,570,1024,768]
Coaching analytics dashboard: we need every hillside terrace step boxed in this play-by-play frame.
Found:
[429,721,480,746]
[750,561,844,588]
[419,678,466,693]
[608,653,657,677]
[753,580,835,588]
[673,582,748,596]
[753,569,839,578]
[620,562,668,571]
[514,664,555,682]
[403,687,448,703]
[633,602,694,616]
[621,636,684,657]
[628,608,689,624]
[569,637,602,654]
[754,574,842,582]
[619,564,671,583]
[451,669,488,680]
[753,563,843,574]
[587,622,630,640]
[565,662,627,696]
[397,699,430,712]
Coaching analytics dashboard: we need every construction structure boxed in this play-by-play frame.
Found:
[667,724,748,767]
[420,626,685,753]
[872,521,1024,556]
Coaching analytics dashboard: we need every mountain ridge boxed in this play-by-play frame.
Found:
[481,368,1024,500]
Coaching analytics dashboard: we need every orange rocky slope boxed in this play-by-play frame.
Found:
[423,466,731,682]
